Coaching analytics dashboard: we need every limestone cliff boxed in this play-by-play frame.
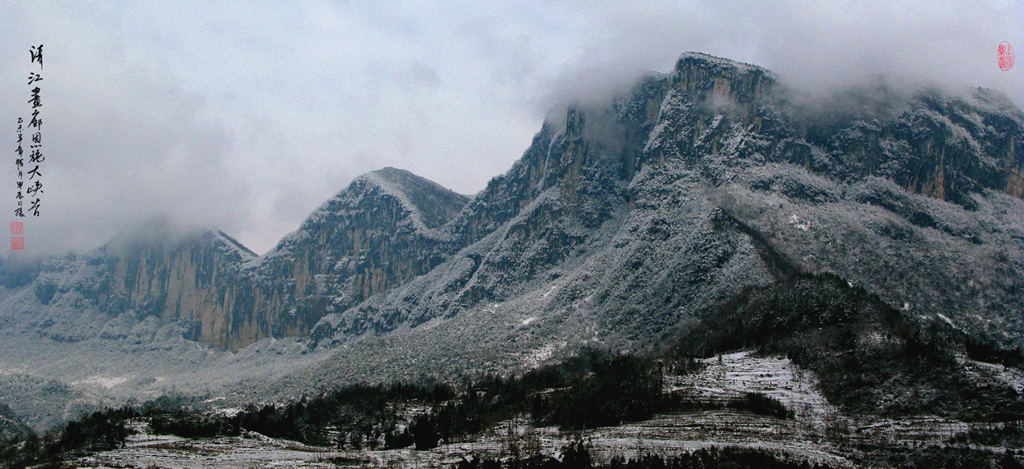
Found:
[2,52,1021,353]
[0,169,469,350]
[221,168,469,348]
[103,227,254,345]
[314,52,1024,349]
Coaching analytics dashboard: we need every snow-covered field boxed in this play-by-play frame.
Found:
[74,351,1012,467]
[669,351,837,425]
[66,353,806,467]
[78,429,341,468]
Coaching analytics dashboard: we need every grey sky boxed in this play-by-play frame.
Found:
[1,1,1021,255]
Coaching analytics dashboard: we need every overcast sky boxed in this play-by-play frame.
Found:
[1,1,1021,255]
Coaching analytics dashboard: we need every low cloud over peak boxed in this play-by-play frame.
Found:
[1,1,1019,256]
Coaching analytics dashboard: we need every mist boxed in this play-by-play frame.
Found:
[1,1,1020,256]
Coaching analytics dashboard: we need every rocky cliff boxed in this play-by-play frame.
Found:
[0,223,254,345]
[0,169,469,349]
[1,52,1021,356]
[313,52,1024,349]
[225,168,469,348]
[102,225,256,345]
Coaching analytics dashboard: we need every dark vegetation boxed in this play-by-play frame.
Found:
[0,405,31,442]
[2,271,1020,467]
[660,389,796,421]
[144,381,457,449]
[0,406,132,468]
[0,349,793,467]
[860,445,1024,469]
[949,421,1024,448]
[728,392,794,420]
[148,350,675,450]
[456,440,841,468]
[672,272,1024,421]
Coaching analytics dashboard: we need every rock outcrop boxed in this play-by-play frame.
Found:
[1,52,1021,353]
[0,169,469,349]
[314,52,1024,349]
[226,168,469,348]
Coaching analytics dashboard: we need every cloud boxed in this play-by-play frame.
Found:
[535,1,1024,110]
[745,1,1023,102]
[0,1,1020,256]
[0,3,252,255]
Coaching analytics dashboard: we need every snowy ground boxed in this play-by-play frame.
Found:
[669,351,838,426]
[78,417,852,469]
[77,430,341,468]
[76,351,1005,468]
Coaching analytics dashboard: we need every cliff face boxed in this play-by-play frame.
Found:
[219,168,469,349]
[313,52,1024,349]
[164,168,470,349]
[2,52,1022,353]
[102,228,255,345]
[0,169,469,349]
[309,54,784,343]
[0,223,255,346]
[792,85,1024,205]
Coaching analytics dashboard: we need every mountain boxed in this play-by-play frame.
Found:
[0,52,1021,430]
[0,221,253,345]
[0,168,470,349]
[309,52,1024,352]
[244,167,469,347]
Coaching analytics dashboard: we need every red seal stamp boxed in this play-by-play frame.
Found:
[998,41,1014,71]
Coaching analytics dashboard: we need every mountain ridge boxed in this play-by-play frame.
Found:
[4,52,1022,350]
[0,53,1021,430]
[306,52,1023,351]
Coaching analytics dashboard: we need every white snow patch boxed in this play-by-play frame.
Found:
[72,375,131,389]
[212,407,245,418]
[668,351,837,426]
[0,365,26,375]
[788,214,810,231]
[523,342,564,369]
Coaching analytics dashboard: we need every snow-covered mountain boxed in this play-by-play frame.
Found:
[0,169,469,350]
[1,52,1021,430]
[311,52,1024,351]
[226,167,469,348]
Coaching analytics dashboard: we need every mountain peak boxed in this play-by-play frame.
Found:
[364,166,420,180]
[673,52,773,79]
[103,217,254,259]
[214,230,257,258]
[355,167,470,230]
